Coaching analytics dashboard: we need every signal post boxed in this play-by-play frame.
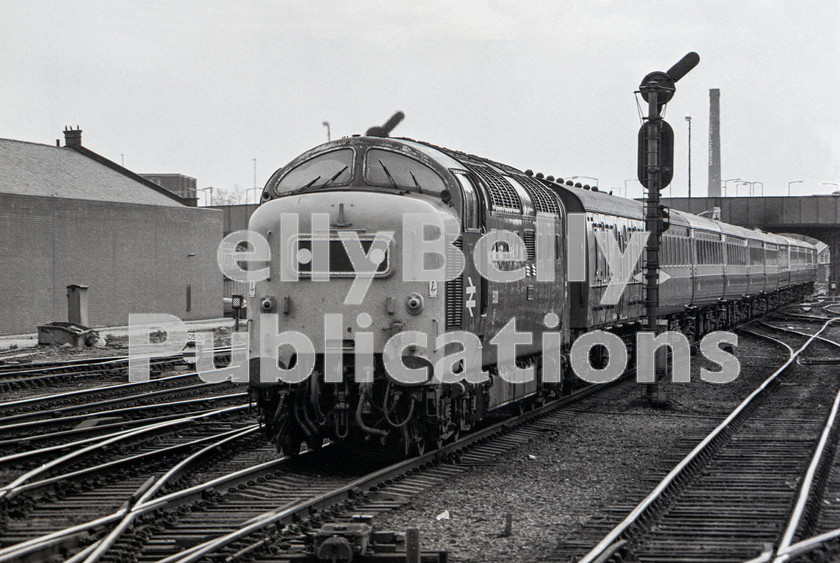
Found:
[637,52,699,405]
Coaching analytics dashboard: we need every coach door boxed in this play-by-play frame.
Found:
[454,172,485,343]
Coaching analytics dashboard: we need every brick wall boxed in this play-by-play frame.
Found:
[0,193,223,335]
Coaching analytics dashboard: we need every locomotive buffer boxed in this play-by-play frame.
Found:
[637,52,700,404]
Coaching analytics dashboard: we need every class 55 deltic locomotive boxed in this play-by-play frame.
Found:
[246,132,818,457]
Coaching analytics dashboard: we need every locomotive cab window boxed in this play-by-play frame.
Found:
[364,149,446,194]
[454,172,480,230]
[275,149,354,195]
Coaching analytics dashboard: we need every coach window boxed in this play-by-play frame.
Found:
[275,149,354,195]
[364,149,446,194]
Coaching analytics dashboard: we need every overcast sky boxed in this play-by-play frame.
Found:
[2,1,838,202]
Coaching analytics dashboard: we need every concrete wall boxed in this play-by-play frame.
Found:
[0,193,223,335]
[211,203,258,235]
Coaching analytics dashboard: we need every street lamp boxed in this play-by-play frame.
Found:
[322,121,331,142]
[822,182,839,192]
[570,175,598,186]
[685,116,692,198]
[740,181,763,197]
[199,186,214,206]
[788,180,803,196]
[722,178,740,197]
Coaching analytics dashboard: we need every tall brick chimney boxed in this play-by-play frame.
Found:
[707,89,721,197]
[63,126,82,148]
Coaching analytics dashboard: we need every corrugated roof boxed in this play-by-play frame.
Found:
[0,138,184,206]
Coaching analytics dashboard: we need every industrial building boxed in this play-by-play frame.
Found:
[0,127,223,336]
[139,173,198,204]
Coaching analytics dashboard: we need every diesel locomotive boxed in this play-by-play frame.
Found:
[246,135,818,456]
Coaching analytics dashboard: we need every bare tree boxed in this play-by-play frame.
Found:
[213,185,246,205]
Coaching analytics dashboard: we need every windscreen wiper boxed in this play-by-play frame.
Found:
[409,171,423,193]
[301,175,321,190]
[378,160,397,187]
[321,166,348,188]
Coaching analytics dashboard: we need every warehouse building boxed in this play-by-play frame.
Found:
[0,127,223,336]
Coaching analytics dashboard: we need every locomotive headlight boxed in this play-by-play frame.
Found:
[406,293,424,315]
[260,295,276,313]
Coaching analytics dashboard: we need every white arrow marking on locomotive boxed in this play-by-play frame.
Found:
[595,230,651,306]
[465,277,477,317]
[633,270,672,284]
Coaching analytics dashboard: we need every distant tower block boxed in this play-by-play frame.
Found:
[708,88,721,197]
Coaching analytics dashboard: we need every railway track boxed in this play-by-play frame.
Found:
[1,376,632,561]
[0,370,224,417]
[0,346,233,391]
[0,387,248,448]
[553,317,840,562]
[0,406,257,561]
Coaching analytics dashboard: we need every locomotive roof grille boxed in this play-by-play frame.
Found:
[464,162,522,213]
[516,175,561,216]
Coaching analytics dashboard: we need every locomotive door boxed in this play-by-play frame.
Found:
[454,173,485,342]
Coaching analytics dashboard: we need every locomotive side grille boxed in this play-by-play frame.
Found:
[445,237,464,329]
[523,230,536,260]
[517,175,561,215]
[465,163,521,213]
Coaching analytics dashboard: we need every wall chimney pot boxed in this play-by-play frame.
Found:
[63,127,83,148]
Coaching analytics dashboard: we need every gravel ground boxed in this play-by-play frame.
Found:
[0,326,235,404]
[0,326,234,366]
[373,328,809,562]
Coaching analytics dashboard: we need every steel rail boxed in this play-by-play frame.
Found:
[0,345,236,377]
[77,425,260,563]
[754,320,840,563]
[10,422,255,497]
[154,381,623,563]
[758,320,840,349]
[0,346,237,386]
[772,385,840,562]
[577,318,836,563]
[0,404,248,500]
[0,380,229,426]
[0,391,248,435]
[0,407,230,453]
[0,424,261,563]
[0,370,200,410]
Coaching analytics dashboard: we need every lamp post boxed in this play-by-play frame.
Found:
[246,187,260,204]
[624,178,637,199]
[322,121,331,142]
[823,182,839,192]
[199,187,214,206]
[570,175,599,186]
[788,180,803,196]
[722,178,740,197]
[741,181,756,197]
[685,116,692,198]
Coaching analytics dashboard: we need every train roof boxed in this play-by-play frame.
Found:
[400,138,816,250]
[277,137,817,253]
[406,137,660,221]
